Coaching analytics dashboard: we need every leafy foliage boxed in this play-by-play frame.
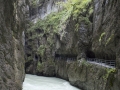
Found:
[37,61,44,72]
[62,0,92,19]
[37,45,46,56]
[30,0,39,7]
[28,0,92,34]
[27,10,67,34]
[103,68,116,80]
[99,32,106,42]
[105,34,114,46]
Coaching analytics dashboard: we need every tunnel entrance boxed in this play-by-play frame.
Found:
[86,50,95,58]
[55,54,77,61]
[85,50,116,67]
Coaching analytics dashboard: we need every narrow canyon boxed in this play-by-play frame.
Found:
[0,0,120,90]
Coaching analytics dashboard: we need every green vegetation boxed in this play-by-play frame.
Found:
[27,0,92,34]
[61,0,92,19]
[27,10,68,34]
[99,32,106,42]
[37,45,46,56]
[105,34,114,46]
[103,68,116,80]
[30,0,39,7]
[27,0,93,58]
[102,68,116,86]
[47,36,54,46]
[37,61,43,72]
[99,32,114,46]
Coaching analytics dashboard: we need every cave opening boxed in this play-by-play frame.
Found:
[86,50,116,67]
[85,50,116,60]
[86,50,95,58]
[55,54,77,60]
[95,53,116,61]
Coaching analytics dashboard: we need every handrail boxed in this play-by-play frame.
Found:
[86,58,116,67]
[55,56,116,67]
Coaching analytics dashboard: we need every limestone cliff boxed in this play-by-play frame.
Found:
[91,0,120,89]
[25,0,120,90]
[25,0,92,75]
[92,0,120,65]
[0,0,27,89]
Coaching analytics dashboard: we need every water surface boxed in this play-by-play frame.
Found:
[23,74,80,90]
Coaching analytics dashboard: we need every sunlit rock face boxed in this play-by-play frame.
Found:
[0,0,27,89]
[29,0,66,23]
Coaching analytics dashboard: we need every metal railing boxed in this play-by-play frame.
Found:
[55,56,116,67]
[86,58,116,67]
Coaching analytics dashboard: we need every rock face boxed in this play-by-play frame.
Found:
[92,0,120,62]
[91,0,120,89]
[25,0,92,76]
[25,0,120,90]
[29,0,66,22]
[0,0,27,89]
[55,59,116,90]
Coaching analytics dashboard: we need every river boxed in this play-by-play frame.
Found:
[23,74,80,90]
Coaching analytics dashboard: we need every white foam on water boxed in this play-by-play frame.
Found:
[23,74,80,90]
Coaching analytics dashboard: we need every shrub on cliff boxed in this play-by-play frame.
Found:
[27,0,92,34]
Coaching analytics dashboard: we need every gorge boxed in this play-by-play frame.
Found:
[0,0,120,90]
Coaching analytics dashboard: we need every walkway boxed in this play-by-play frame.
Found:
[86,58,116,68]
[55,54,116,68]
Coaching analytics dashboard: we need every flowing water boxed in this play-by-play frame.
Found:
[23,74,80,90]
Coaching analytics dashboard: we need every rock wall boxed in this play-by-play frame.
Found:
[25,0,92,76]
[55,59,116,90]
[29,0,66,22]
[25,0,120,90]
[91,0,120,90]
[0,0,27,89]
[92,0,120,62]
